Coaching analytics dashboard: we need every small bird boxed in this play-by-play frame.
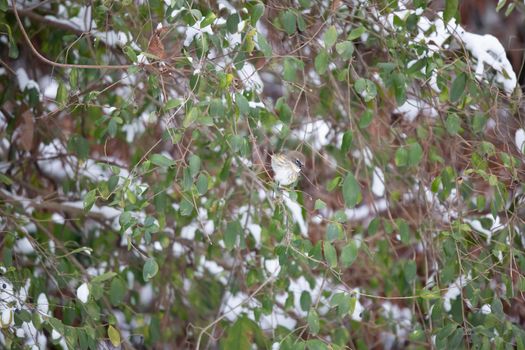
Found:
[271,151,305,186]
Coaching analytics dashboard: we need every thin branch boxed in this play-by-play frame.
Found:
[0,189,119,223]
[0,58,17,75]
[11,0,133,70]
[194,274,276,349]
[10,7,87,36]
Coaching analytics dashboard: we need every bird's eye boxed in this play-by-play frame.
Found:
[295,159,303,168]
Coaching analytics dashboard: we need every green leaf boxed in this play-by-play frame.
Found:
[445,113,461,135]
[354,78,377,102]
[341,131,353,153]
[396,143,423,167]
[225,220,243,250]
[296,14,306,32]
[491,297,504,316]
[330,292,345,307]
[348,297,357,317]
[109,278,126,306]
[256,33,272,58]
[119,211,133,229]
[251,3,265,26]
[326,223,343,241]
[190,9,204,20]
[183,107,199,128]
[348,26,366,40]
[407,58,427,75]
[517,276,525,292]
[189,154,201,177]
[179,198,194,216]
[333,210,347,223]
[331,293,353,317]
[90,272,116,284]
[323,26,337,48]
[340,240,358,268]
[444,0,459,22]
[335,41,354,60]
[284,58,304,82]
[0,0,8,12]
[300,291,312,311]
[226,13,240,33]
[108,118,117,137]
[450,72,467,103]
[48,317,64,334]
[222,316,263,350]
[182,167,193,192]
[392,73,406,105]
[83,189,97,212]
[404,260,417,282]
[69,135,89,160]
[17,309,31,323]
[201,12,216,28]
[143,258,159,281]
[407,142,423,166]
[496,0,507,12]
[165,98,182,110]
[236,93,250,115]
[107,175,119,193]
[314,199,326,210]
[327,176,341,192]
[307,309,320,334]
[359,109,373,129]
[342,173,361,208]
[398,219,410,243]
[449,328,464,349]
[0,172,13,185]
[56,81,68,105]
[281,10,296,35]
[306,339,328,350]
[196,173,208,195]
[151,153,176,168]
[395,147,408,167]
[323,241,337,268]
[314,49,329,75]
[472,113,487,134]
[230,135,246,154]
[108,325,121,347]
[91,284,103,301]
[299,0,311,7]
[124,46,137,62]
[7,31,18,59]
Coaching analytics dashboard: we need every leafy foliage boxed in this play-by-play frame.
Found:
[0,0,525,349]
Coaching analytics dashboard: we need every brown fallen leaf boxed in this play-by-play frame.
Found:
[19,109,34,151]
[147,26,168,60]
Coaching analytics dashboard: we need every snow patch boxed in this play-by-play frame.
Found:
[264,258,281,276]
[76,283,90,303]
[37,293,50,316]
[515,129,525,154]
[16,68,41,96]
[372,167,385,197]
[480,304,491,315]
[443,273,471,311]
[183,18,214,47]
[393,99,438,122]
[465,214,503,244]
[454,26,517,95]
[292,120,331,151]
[237,63,263,93]
[282,191,307,236]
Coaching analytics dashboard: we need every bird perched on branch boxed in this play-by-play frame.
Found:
[271,151,305,186]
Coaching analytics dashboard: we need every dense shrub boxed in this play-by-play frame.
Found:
[0,0,525,348]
